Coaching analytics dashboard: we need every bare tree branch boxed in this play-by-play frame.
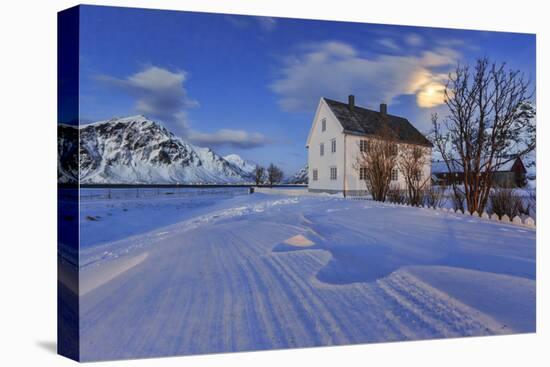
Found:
[431,57,535,214]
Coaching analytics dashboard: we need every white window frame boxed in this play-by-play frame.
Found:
[331,138,336,153]
[359,166,367,180]
[330,166,337,181]
[391,168,398,181]
[360,139,369,153]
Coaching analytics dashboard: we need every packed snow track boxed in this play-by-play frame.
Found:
[73,193,535,360]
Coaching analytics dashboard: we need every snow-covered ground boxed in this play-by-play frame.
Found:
[71,191,535,361]
[78,187,250,250]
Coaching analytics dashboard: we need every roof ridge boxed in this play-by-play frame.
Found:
[323,97,433,148]
[323,97,407,121]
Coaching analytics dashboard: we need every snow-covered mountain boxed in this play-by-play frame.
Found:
[58,123,79,184]
[58,115,256,184]
[286,165,308,184]
[223,154,258,176]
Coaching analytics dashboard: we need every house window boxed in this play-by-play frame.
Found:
[360,139,369,153]
[390,144,398,156]
[331,138,336,153]
[321,118,326,132]
[330,167,337,180]
[320,143,324,156]
[391,168,398,181]
[359,167,367,180]
[312,169,318,181]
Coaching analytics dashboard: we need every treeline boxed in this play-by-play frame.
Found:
[253,163,284,187]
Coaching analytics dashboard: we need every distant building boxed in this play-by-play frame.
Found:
[431,156,527,187]
[306,95,433,195]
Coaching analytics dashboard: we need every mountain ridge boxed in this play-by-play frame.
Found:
[58,116,257,184]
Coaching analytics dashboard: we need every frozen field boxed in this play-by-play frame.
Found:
[74,191,536,361]
[78,187,250,249]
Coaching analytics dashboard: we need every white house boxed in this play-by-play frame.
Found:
[306,95,433,196]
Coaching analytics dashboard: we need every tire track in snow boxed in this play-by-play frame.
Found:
[273,250,349,345]
[377,270,506,338]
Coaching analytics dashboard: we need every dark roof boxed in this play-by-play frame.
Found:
[431,160,461,174]
[324,98,433,147]
[431,157,525,174]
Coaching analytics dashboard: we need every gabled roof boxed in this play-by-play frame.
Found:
[323,98,433,147]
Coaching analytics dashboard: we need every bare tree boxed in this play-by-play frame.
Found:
[355,127,398,201]
[398,145,431,206]
[451,190,466,213]
[253,166,265,186]
[267,163,283,187]
[489,188,529,219]
[387,184,407,204]
[431,57,535,214]
[425,185,447,209]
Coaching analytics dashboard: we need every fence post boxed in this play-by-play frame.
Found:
[524,217,535,227]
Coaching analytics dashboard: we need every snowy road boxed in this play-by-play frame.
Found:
[77,194,535,361]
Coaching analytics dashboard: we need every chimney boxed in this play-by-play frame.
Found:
[380,103,387,116]
[348,95,355,111]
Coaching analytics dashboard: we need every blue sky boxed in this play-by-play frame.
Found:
[78,5,536,174]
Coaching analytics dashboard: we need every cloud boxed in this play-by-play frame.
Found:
[416,81,446,108]
[377,38,400,51]
[98,65,268,149]
[189,129,268,149]
[97,66,198,133]
[437,38,466,47]
[270,41,459,111]
[405,33,424,47]
[377,34,424,51]
[256,16,277,31]
[225,15,277,31]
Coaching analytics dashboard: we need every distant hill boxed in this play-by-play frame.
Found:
[286,165,308,184]
[58,115,256,184]
[223,154,258,177]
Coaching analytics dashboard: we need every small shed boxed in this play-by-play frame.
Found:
[431,156,527,188]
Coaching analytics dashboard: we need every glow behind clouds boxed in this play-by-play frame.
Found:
[271,41,457,111]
